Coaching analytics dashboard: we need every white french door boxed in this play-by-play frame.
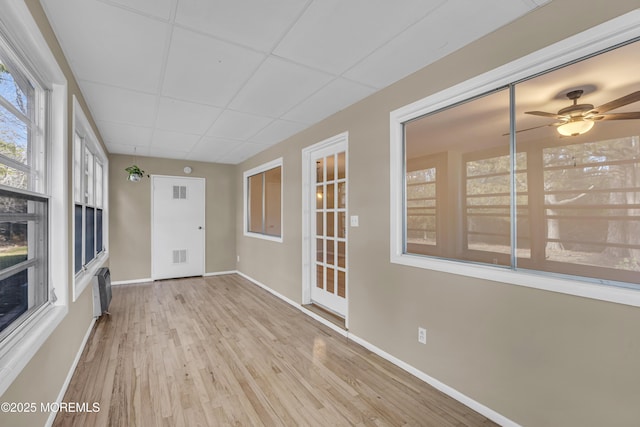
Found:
[151,176,205,280]
[304,134,348,317]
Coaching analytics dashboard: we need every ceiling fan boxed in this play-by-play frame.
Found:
[517,89,640,136]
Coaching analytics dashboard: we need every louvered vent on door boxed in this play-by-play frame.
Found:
[172,185,187,199]
[172,249,187,264]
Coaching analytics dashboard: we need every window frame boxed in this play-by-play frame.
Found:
[0,0,69,396]
[390,9,640,308]
[72,96,108,301]
[243,158,283,242]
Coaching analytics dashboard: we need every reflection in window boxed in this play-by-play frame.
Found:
[245,162,282,239]
[0,193,47,335]
[465,153,512,260]
[264,167,282,237]
[73,128,106,275]
[531,137,640,283]
[74,205,82,273]
[85,207,95,264]
[406,167,437,250]
[404,88,511,264]
[402,38,640,287]
[248,173,263,234]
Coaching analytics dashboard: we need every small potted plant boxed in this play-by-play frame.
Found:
[125,165,145,182]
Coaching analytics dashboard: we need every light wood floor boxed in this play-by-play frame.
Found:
[53,274,496,427]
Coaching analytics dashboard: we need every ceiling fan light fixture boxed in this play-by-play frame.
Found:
[557,118,594,136]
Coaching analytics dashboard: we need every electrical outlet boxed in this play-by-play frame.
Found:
[237,255,240,263]
[418,327,427,344]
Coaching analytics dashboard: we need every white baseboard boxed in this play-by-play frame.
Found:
[112,271,237,285]
[346,333,520,427]
[236,271,518,427]
[111,277,152,286]
[204,270,237,277]
[45,317,96,427]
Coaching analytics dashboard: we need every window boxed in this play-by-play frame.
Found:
[0,34,48,340]
[391,11,640,306]
[406,156,439,253]
[0,0,68,396]
[73,96,108,299]
[243,158,283,241]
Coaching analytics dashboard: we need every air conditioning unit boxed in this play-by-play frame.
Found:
[93,267,112,318]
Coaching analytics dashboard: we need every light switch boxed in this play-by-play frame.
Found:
[350,215,359,227]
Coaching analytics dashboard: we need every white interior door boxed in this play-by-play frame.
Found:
[152,176,205,280]
[308,139,348,317]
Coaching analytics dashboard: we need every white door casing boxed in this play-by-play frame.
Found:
[302,133,348,318]
[151,175,205,280]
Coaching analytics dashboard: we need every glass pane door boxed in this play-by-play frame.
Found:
[312,149,347,316]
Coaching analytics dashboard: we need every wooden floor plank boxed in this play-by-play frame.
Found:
[53,274,497,427]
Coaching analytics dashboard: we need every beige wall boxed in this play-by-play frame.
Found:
[3,1,640,426]
[0,1,107,426]
[235,1,640,426]
[108,155,236,282]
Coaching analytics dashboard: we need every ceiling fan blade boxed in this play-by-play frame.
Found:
[592,91,640,114]
[590,112,640,120]
[502,122,562,136]
[525,110,565,119]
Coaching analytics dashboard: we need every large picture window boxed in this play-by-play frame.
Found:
[0,1,68,396]
[243,158,283,241]
[0,41,48,340]
[391,13,640,303]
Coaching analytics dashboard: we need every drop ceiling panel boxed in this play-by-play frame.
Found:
[151,129,201,151]
[155,98,222,134]
[187,137,240,162]
[80,81,158,127]
[162,27,265,106]
[175,0,308,52]
[523,0,552,6]
[145,147,190,160]
[107,143,151,156]
[207,110,273,141]
[229,56,333,117]
[97,121,153,148]
[41,0,548,164]
[249,119,308,145]
[282,78,376,123]
[42,0,168,93]
[273,0,444,75]
[219,142,266,164]
[344,0,535,88]
[105,0,174,21]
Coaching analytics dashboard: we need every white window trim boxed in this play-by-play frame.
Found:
[243,157,284,243]
[72,96,108,301]
[0,0,69,396]
[390,9,640,308]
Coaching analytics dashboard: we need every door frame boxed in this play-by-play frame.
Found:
[151,174,206,280]
[301,132,349,327]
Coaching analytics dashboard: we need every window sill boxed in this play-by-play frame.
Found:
[74,252,109,301]
[243,232,283,243]
[391,252,640,308]
[0,303,67,396]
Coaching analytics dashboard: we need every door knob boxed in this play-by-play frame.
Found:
[198,226,203,230]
